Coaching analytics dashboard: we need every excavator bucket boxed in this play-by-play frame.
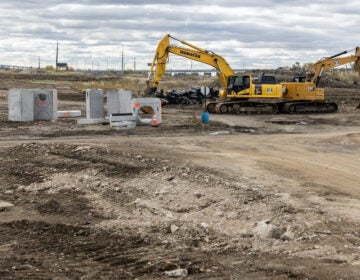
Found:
[144,86,157,95]
[144,80,157,95]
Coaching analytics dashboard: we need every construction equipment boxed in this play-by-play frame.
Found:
[147,34,360,114]
[146,34,235,95]
[279,47,360,113]
[307,48,360,86]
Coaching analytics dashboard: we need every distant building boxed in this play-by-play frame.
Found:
[56,62,68,69]
[56,41,68,70]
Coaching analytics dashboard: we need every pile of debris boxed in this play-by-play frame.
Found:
[318,76,359,88]
[154,87,219,105]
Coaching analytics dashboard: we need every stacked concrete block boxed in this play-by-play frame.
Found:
[107,90,132,115]
[8,89,57,121]
[110,113,136,129]
[107,90,135,129]
[77,90,163,128]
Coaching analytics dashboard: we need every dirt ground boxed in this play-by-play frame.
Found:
[0,74,360,279]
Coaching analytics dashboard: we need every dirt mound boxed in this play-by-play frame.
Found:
[318,76,360,89]
[1,142,360,278]
[1,73,360,278]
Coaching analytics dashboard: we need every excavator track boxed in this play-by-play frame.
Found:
[282,101,338,114]
[206,101,338,114]
[206,101,278,115]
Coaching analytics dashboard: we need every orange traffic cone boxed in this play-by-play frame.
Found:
[151,114,158,127]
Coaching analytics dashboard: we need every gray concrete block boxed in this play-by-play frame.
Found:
[131,98,162,126]
[86,89,104,119]
[77,118,107,125]
[110,121,136,129]
[8,89,57,121]
[8,89,33,121]
[107,90,132,115]
[33,90,57,121]
[57,110,82,118]
[109,113,136,129]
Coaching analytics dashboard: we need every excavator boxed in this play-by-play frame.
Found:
[281,47,360,113]
[146,34,360,114]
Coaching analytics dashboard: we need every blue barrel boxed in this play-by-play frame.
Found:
[201,111,210,124]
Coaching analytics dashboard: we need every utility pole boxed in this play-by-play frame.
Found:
[38,56,40,69]
[56,41,59,71]
[134,56,136,71]
[121,46,124,74]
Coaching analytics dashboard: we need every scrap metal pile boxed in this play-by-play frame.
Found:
[154,87,219,105]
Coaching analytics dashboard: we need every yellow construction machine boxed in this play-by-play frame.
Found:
[281,47,360,113]
[146,34,360,114]
[307,49,360,86]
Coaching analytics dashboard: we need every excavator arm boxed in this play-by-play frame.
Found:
[146,34,234,94]
[307,47,360,86]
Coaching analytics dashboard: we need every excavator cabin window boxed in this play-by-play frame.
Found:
[227,75,250,94]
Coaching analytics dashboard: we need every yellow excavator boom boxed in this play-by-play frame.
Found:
[146,34,234,93]
[307,47,360,85]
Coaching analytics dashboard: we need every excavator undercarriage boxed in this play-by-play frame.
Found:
[206,100,338,115]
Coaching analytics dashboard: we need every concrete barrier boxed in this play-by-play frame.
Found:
[8,89,57,121]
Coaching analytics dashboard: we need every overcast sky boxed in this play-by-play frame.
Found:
[0,0,359,70]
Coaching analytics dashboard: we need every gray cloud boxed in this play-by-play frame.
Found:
[0,0,359,69]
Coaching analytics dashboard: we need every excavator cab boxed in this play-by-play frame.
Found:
[253,73,277,84]
[227,75,250,94]
[293,76,306,83]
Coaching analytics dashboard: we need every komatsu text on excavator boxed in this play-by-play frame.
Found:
[146,34,360,114]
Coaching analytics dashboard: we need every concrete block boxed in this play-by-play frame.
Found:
[110,113,136,129]
[77,118,107,125]
[86,89,104,119]
[131,98,162,126]
[57,110,82,118]
[110,121,136,129]
[107,90,132,115]
[9,89,33,121]
[9,89,57,121]
[33,90,57,121]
